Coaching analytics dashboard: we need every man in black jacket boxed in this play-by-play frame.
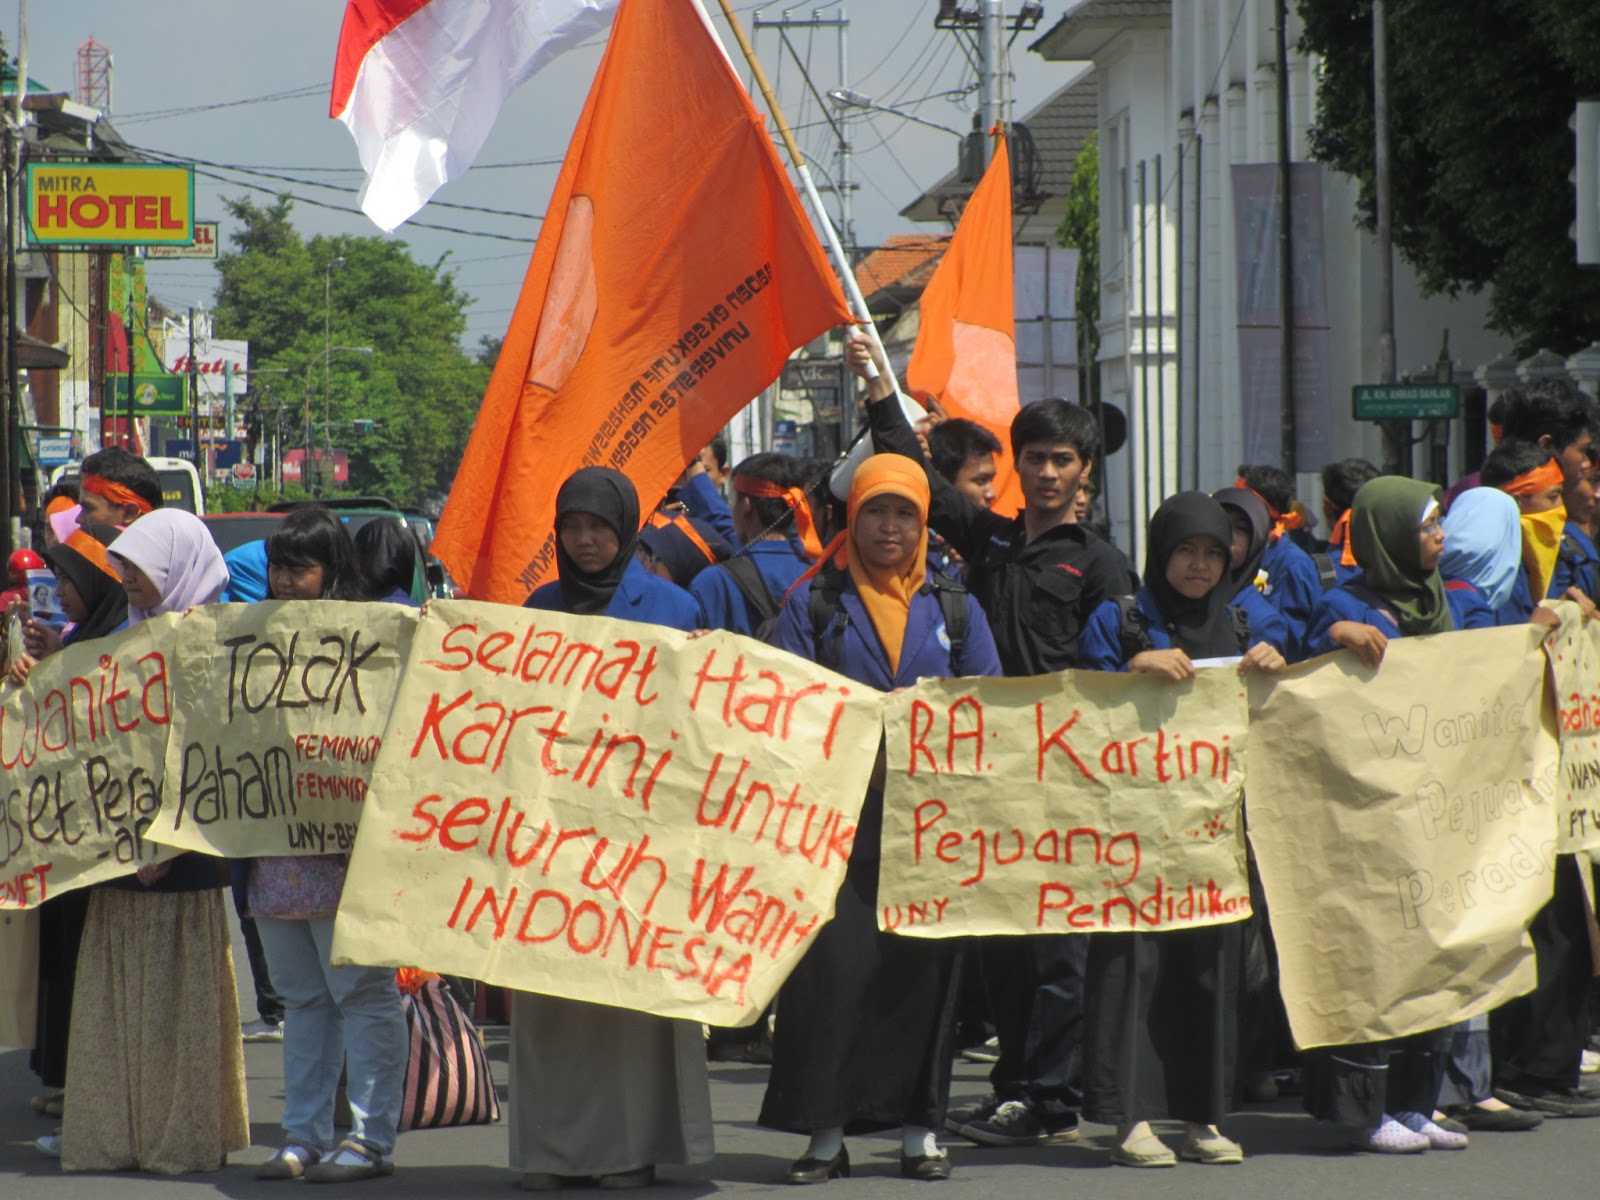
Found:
[849,334,1132,1147]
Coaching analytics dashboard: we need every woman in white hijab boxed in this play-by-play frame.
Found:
[106,508,230,624]
[54,508,250,1175]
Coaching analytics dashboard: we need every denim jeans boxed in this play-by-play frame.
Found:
[256,915,407,1155]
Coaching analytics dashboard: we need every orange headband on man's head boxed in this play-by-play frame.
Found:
[81,474,154,516]
[1500,458,1565,498]
[1233,478,1302,541]
[732,474,824,559]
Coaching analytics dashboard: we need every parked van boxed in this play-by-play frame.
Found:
[50,456,206,515]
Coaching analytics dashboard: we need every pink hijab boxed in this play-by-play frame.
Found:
[107,509,229,624]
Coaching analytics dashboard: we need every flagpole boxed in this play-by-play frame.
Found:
[714,0,886,383]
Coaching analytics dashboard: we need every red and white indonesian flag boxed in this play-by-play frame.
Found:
[330,0,620,232]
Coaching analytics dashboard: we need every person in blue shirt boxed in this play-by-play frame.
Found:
[690,453,820,635]
[636,511,731,589]
[515,467,711,1192]
[1298,476,1487,1152]
[1551,448,1600,602]
[1211,486,1294,659]
[1303,478,1496,663]
[524,467,700,631]
[1478,440,1596,624]
[758,454,1002,1185]
[1318,458,1379,585]
[1439,487,1536,627]
[1236,465,1324,657]
[1075,493,1283,1169]
[677,453,740,550]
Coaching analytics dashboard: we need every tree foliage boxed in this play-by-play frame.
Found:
[1297,0,1600,355]
[212,196,490,508]
[1057,132,1100,405]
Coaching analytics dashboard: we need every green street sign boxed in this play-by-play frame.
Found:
[1352,383,1460,421]
[107,374,187,415]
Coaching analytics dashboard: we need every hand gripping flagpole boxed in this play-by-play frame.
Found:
[713,0,886,382]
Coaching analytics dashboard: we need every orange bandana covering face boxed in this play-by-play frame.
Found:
[81,474,154,517]
[732,474,825,560]
[1233,478,1302,542]
[842,454,930,674]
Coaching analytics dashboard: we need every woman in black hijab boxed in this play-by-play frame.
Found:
[1211,487,1294,659]
[511,466,708,1192]
[45,524,129,644]
[524,467,700,629]
[1075,493,1286,1168]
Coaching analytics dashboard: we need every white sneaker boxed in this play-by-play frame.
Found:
[35,1133,62,1157]
[1581,1048,1599,1074]
[242,1019,284,1043]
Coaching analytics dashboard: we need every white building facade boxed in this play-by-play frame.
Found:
[1032,0,1509,560]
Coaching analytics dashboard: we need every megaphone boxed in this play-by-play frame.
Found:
[828,390,928,500]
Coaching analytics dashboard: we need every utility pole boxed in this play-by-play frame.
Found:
[1372,0,1408,474]
[188,306,204,509]
[1275,0,1296,476]
[752,8,855,449]
[978,0,1005,158]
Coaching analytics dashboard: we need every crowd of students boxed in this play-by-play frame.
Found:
[11,351,1600,1184]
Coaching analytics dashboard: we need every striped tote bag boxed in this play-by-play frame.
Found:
[397,970,501,1129]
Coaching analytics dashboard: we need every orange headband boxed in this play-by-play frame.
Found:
[1233,478,1302,541]
[81,474,154,516]
[1500,458,1565,497]
[733,474,825,559]
[45,496,75,518]
[647,511,717,565]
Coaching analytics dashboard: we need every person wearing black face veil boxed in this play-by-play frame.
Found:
[1074,493,1287,1167]
[513,466,708,1192]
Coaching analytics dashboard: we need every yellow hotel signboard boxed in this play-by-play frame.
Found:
[25,163,195,246]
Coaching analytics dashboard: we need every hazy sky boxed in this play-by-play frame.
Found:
[29,2,1080,352]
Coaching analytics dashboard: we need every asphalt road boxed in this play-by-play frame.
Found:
[3,914,1595,1198]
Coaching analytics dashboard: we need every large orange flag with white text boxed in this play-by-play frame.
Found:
[434,0,853,602]
[906,134,1022,515]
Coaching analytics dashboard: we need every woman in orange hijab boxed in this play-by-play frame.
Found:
[756,454,1003,1184]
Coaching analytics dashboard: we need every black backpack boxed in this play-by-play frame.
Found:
[807,564,970,674]
[1112,594,1250,664]
[716,555,782,641]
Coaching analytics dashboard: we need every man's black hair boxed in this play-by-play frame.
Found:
[1320,458,1381,514]
[266,505,368,601]
[707,435,729,473]
[1237,463,1295,514]
[730,452,811,532]
[81,446,163,510]
[1497,378,1596,450]
[353,516,417,600]
[1009,399,1100,466]
[927,418,1002,485]
[43,480,79,506]
[1480,438,1556,489]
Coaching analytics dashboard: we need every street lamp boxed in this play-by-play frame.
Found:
[826,88,964,137]
[302,345,372,491]
[324,256,347,437]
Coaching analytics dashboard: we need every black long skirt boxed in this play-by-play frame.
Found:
[758,853,961,1134]
[1082,924,1242,1127]
[30,888,92,1089]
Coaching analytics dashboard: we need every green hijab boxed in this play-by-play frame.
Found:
[1348,475,1452,636]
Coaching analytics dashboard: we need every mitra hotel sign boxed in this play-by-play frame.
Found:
[25,163,194,246]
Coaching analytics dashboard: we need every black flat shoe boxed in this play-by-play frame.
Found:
[900,1153,952,1181]
[786,1147,849,1185]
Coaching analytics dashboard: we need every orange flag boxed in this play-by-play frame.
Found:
[434,0,853,602]
[905,134,1023,516]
